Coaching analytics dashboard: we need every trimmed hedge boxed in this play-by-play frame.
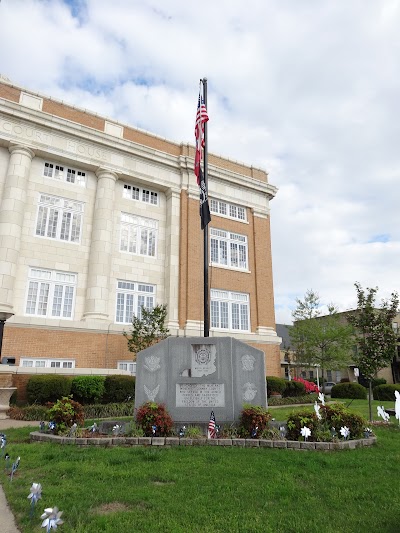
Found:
[103,375,136,403]
[331,382,367,399]
[71,376,105,404]
[266,376,286,396]
[284,380,306,397]
[268,393,317,406]
[26,375,72,404]
[373,384,400,401]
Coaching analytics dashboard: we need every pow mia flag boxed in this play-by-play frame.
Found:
[199,167,211,229]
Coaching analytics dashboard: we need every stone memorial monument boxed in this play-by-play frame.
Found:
[135,337,267,424]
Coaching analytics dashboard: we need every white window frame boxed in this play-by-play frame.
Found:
[117,361,137,375]
[120,213,158,258]
[20,358,75,369]
[123,183,159,206]
[35,193,83,244]
[115,280,155,324]
[210,228,248,270]
[210,199,247,222]
[210,289,250,332]
[25,268,77,320]
[43,161,86,187]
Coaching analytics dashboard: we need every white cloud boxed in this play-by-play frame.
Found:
[0,0,399,324]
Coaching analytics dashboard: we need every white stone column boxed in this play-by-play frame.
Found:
[0,144,35,315]
[83,168,118,321]
[164,188,180,333]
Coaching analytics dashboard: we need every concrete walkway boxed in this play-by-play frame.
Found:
[0,419,40,533]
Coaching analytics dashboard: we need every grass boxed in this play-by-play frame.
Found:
[1,399,400,532]
[269,398,396,422]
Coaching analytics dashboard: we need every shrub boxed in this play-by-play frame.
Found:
[239,404,272,438]
[103,375,135,403]
[48,396,84,434]
[340,378,350,383]
[185,426,204,439]
[71,376,105,404]
[286,410,319,441]
[293,377,320,394]
[286,403,366,441]
[373,384,400,401]
[322,403,366,439]
[371,378,387,389]
[284,380,306,397]
[331,382,367,399]
[266,376,286,396]
[135,402,174,437]
[27,375,72,404]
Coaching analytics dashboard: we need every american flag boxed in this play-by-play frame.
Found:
[194,91,209,184]
[208,410,216,439]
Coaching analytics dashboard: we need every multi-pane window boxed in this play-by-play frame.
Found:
[210,289,250,332]
[43,162,86,187]
[35,194,83,243]
[210,199,246,222]
[25,268,76,319]
[120,213,157,257]
[115,280,155,324]
[117,361,137,375]
[20,358,75,369]
[210,229,248,270]
[123,183,158,205]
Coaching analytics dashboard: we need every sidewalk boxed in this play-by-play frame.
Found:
[0,419,40,533]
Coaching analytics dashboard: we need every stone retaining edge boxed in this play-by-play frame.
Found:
[29,432,377,450]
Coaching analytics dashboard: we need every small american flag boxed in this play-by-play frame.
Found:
[194,91,209,184]
[208,410,216,439]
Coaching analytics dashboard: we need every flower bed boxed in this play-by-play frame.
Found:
[30,431,377,451]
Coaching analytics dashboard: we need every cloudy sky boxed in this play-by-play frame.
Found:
[1,0,399,324]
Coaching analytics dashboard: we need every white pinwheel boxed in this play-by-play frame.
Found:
[377,405,390,422]
[300,426,311,441]
[112,424,121,436]
[318,392,325,406]
[28,483,42,505]
[41,507,64,531]
[314,401,322,420]
[395,390,400,425]
[340,426,350,439]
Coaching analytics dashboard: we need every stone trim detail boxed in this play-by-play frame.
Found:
[30,432,377,451]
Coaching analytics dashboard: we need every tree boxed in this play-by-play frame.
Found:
[347,282,399,421]
[289,290,354,392]
[123,304,169,358]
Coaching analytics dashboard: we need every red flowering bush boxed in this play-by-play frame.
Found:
[293,377,319,394]
[135,402,174,437]
[239,404,272,438]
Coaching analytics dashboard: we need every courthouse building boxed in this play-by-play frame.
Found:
[0,75,281,379]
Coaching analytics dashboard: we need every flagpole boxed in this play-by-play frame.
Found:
[202,77,209,338]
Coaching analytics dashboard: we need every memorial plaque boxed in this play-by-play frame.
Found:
[176,383,225,407]
[135,337,266,424]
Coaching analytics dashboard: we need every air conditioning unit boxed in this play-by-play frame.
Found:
[1,357,16,365]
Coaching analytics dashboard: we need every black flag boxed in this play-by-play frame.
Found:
[199,167,211,230]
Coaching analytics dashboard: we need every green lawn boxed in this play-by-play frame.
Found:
[1,421,400,532]
[269,398,396,422]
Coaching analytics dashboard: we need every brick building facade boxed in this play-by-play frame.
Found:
[0,76,281,378]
